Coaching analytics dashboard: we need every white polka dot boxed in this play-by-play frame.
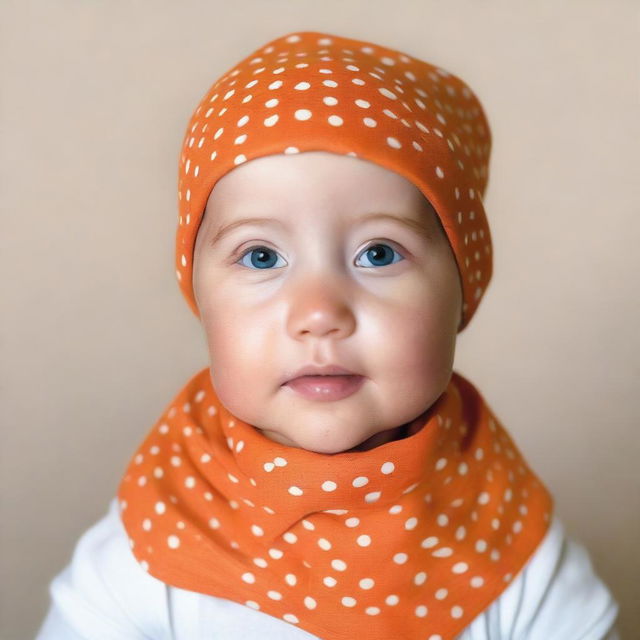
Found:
[328,114,343,126]
[184,476,196,488]
[264,114,279,127]
[476,539,487,552]
[318,538,332,550]
[142,518,152,531]
[357,534,371,547]
[209,517,220,529]
[268,548,283,559]
[366,606,380,615]
[452,562,469,574]
[283,532,297,544]
[267,590,282,600]
[458,462,468,475]
[478,491,490,505]
[380,462,395,475]
[263,462,275,472]
[363,117,377,127]
[414,571,427,585]
[513,520,523,533]
[331,559,347,571]
[387,137,401,149]
[393,552,408,564]
[451,605,464,619]
[415,605,428,617]
[470,576,484,588]
[405,517,418,530]
[435,457,447,470]
[285,573,297,586]
[251,524,263,537]
[304,596,317,609]
[167,535,180,549]
[435,166,445,178]
[322,480,337,492]
[245,600,260,610]
[341,596,356,607]
[241,572,255,584]
[389,504,403,514]
[455,525,466,541]
[345,517,360,528]
[432,547,453,557]
[268,80,283,90]
[288,486,303,496]
[274,456,287,467]
[283,613,298,624]
[421,536,438,549]
[352,476,369,487]
[294,81,310,90]
[365,491,381,503]
[155,501,166,515]
[359,577,375,589]
[378,87,397,100]
[386,594,400,605]
[323,576,337,587]
[294,109,312,121]
[435,588,448,600]
[253,557,268,568]
[437,513,449,526]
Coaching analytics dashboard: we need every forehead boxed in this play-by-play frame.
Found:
[202,151,441,229]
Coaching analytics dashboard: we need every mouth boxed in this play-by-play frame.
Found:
[283,374,366,402]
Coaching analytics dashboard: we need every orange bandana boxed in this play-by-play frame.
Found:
[117,30,554,639]
[118,367,552,639]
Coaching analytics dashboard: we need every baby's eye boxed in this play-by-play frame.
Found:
[356,243,404,268]
[237,246,286,270]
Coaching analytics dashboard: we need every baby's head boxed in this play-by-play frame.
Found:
[175,31,493,454]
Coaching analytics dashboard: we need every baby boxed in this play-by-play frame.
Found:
[37,31,620,640]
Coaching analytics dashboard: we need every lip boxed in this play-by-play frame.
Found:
[281,364,359,386]
[283,374,366,402]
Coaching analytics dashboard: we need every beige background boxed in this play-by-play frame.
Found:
[2,1,638,638]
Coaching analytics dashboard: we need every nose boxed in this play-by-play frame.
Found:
[286,275,356,340]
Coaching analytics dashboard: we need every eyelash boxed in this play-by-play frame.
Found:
[233,241,406,270]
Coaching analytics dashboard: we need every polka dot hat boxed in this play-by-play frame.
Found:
[175,30,493,332]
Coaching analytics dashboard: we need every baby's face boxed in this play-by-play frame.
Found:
[193,151,462,454]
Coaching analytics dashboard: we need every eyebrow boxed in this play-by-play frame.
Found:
[208,212,435,247]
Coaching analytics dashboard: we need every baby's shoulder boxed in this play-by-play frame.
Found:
[37,497,172,639]
[460,513,620,639]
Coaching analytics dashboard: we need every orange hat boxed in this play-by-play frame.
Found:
[175,30,493,332]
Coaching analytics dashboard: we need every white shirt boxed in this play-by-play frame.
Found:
[36,497,620,639]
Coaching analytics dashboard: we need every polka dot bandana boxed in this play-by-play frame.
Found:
[175,30,493,332]
[117,366,553,639]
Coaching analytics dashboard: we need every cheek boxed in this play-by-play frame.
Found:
[200,300,280,406]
